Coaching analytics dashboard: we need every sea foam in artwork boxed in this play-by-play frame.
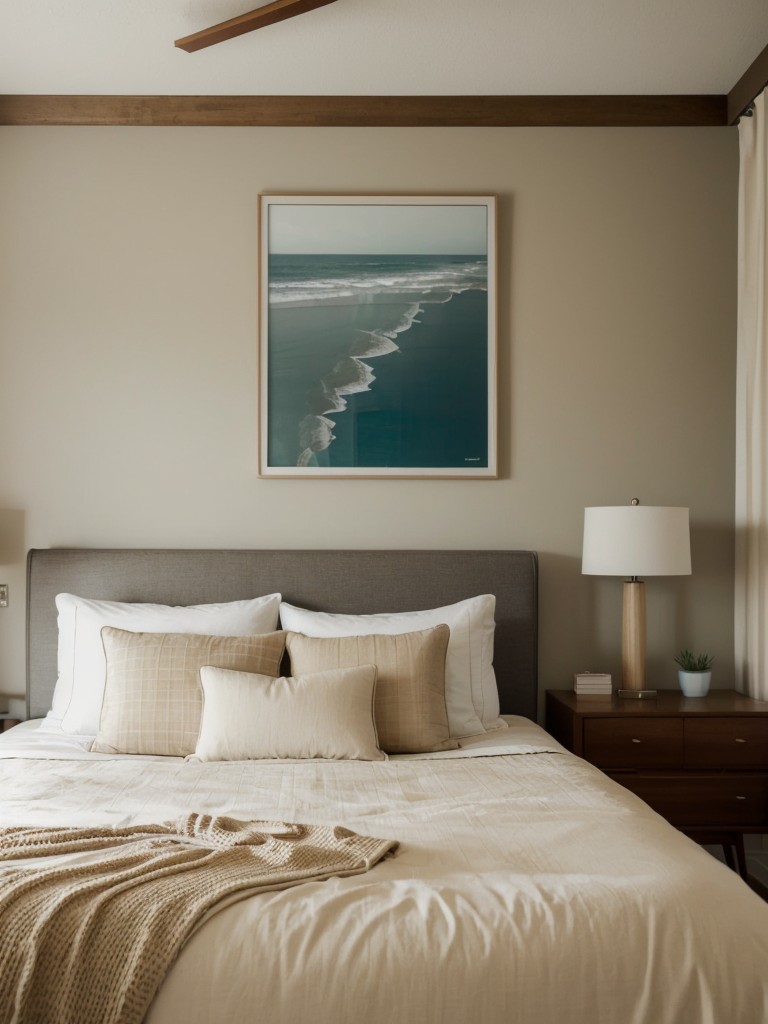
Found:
[267,254,488,469]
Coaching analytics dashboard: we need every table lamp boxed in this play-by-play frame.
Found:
[582,500,691,698]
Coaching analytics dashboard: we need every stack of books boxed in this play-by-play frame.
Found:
[573,672,612,695]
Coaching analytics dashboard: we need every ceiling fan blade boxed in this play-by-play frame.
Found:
[175,0,340,53]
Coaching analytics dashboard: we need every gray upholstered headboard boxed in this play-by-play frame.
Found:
[26,549,538,721]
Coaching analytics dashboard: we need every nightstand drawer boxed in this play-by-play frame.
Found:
[584,718,683,769]
[613,774,768,828]
[684,718,768,769]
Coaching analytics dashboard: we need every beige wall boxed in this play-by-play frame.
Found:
[0,126,738,717]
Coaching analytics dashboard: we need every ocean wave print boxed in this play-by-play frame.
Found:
[267,254,487,467]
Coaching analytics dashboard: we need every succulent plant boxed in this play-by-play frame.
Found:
[674,649,714,672]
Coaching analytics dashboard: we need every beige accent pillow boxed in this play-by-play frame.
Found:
[280,595,500,738]
[195,665,385,762]
[285,625,454,754]
[91,628,286,756]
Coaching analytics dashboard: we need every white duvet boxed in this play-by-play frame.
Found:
[1,717,767,1024]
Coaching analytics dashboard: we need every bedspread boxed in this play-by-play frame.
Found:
[1,718,767,1024]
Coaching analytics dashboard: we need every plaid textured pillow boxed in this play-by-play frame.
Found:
[91,627,286,756]
[285,625,454,754]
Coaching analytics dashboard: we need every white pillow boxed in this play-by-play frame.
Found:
[54,593,281,735]
[195,664,385,762]
[279,595,502,739]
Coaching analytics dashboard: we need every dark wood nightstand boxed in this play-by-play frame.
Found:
[545,689,768,879]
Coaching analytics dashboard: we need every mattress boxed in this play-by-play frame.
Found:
[1,716,767,1024]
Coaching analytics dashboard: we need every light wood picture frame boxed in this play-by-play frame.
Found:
[258,193,497,478]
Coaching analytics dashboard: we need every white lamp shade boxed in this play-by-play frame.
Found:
[582,505,692,577]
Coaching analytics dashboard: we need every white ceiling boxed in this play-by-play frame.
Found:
[2,0,767,97]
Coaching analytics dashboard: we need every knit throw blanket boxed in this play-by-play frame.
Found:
[0,814,398,1024]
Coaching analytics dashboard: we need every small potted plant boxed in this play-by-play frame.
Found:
[674,649,713,697]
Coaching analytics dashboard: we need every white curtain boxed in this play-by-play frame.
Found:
[735,88,768,701]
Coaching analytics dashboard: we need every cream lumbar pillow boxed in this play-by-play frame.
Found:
[55,593,282,735]
[91,628,286,757]
[195,664,385,762]
[280,595,501,739]
[285,625,454,755]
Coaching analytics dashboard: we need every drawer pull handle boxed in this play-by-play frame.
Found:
[631,738,642,744]
[736,796,747,801]
[735,738,747,744]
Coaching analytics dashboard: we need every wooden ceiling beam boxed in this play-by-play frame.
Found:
[175,0,340,53]
[727,41,768,124]
[0,94,728,128]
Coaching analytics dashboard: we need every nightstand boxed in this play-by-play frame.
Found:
[545,689,768,879]
[0,714,21,733]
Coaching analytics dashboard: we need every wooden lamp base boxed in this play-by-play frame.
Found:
[618,579,657,699]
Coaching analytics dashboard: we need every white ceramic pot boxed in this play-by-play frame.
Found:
[678,670,712,697]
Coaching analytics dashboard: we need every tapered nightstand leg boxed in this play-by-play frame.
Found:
[734,835,748,880]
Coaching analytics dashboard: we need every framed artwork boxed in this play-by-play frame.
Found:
[258,193,497,478]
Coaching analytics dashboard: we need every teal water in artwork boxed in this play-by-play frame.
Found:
[267,253,489,469]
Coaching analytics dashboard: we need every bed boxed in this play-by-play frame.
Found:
[1,547,767,1024]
